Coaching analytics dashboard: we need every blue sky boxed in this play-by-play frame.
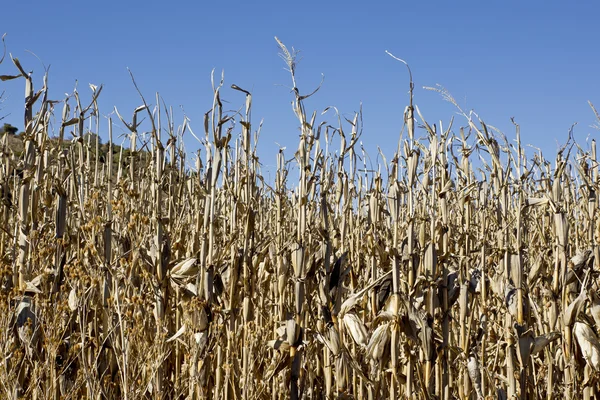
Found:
[1,1,599,176]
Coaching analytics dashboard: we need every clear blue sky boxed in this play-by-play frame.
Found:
[1,1,599,175]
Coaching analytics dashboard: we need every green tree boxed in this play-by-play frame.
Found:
[0,123,18,135]
[83,132,103,145]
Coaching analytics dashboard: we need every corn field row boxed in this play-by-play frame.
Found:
[1,37,600,399]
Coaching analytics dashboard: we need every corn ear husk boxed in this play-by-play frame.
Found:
[366,322,390,363]
[343,313,368,347]
[573,322,600,370]
[170,257,198,279]
[467,354,484,400]
[531,331,561,355]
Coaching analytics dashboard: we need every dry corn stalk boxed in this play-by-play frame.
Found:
[0,37,599,400]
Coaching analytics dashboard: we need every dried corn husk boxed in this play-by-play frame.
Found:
[170,258,198,279]
[267,339,290,352]
[68,288,78,311]
[366,322,390,363]
[286,318,301,347]
[573,322,600,370]
[343,313,368,348]
[590,292,600,329]
[467,353,484,400]
[16,296,40,358]
[531,331,561,355]
[563,249,593,287]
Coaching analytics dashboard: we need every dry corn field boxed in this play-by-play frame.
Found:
[2,37,600,400]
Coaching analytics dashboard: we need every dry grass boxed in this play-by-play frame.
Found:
[1,37,600,399]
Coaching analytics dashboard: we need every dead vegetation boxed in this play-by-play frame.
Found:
[1,36,600,399]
